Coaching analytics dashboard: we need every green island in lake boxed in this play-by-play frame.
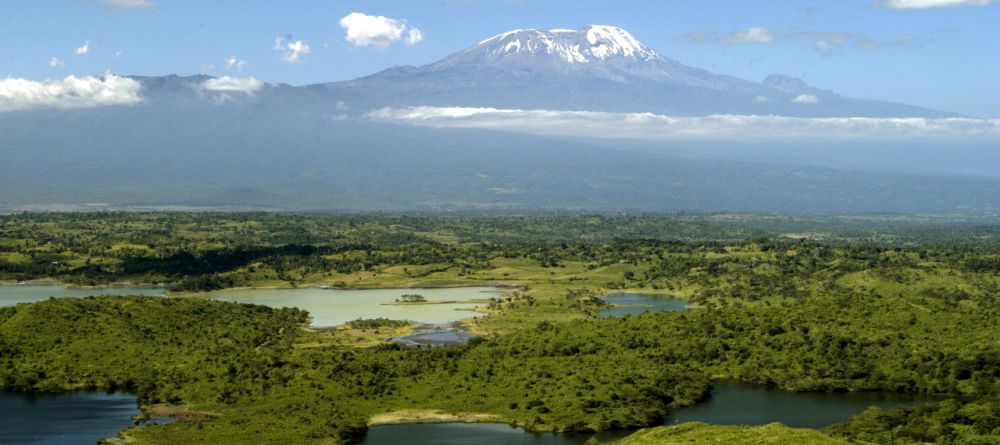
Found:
[0,213,998,444]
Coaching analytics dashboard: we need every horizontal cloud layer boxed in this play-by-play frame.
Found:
[878,0,995,8]
[0,74,142,112]
[367,106,1000,141]
[200,76,264,93]
[98,0,156,9]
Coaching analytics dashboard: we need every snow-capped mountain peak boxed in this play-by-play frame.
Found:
[470,25,662,64]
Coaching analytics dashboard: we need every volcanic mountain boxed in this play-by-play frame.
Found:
[1,26,994,214]
[318,25,950,117]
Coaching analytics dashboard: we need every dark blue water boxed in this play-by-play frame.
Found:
[600,292,688,317]
[664,380,943,428]
[0,390,140,445]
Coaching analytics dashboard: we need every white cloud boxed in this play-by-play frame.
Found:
[755,95,770,103]
[199,76,263,94]
[224,56,247,72]
[366,106,1000,141]
[406,28,425,46]
[687,28,918,56]
[274,37,311,63]
[0,73,143,112]
[98,0,156,9]
[791,94,820,104]
[879,0,994,8]
[49,57,65,68]
[75,41,91,55]
[113,50,124,57]
[722,27,775,44]
[339,12,423,49]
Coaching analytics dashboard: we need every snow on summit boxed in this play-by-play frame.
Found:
[473,25,662,63]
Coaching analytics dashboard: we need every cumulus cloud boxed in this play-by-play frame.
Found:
[98,0,156,9]
[687,28,919,56]
[76,41,91,55]
[366,106,1000,141]
[0,73,143,112]
[791,94,820,104]
[49,57,65,68]
[199,76,264,94]
[339,12,423,49]
[878,0,994,8]
[406,28,425,46]
[224,56,247,72]
[274,37,311,63]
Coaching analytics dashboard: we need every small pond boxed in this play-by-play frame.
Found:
[0,283,165,307]
[204,286,503,327]
[599,292,688,317]
[391,324,477,347]
[664,380,944,428]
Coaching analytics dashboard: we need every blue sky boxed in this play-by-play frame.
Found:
[2,0,998,116]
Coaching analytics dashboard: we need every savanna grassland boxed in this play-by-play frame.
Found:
[0,213,998,444]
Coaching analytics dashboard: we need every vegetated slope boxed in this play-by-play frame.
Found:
[614,422,856,445]
[826,397,1000,444]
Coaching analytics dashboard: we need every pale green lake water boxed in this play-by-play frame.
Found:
[0,283,165,307]
[204,286,503,327]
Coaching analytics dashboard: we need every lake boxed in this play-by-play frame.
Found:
[0,283,500,328]
[600,292,688,317]
[203,286,503,327]
[0,283,166,307]
[0,390,140,445]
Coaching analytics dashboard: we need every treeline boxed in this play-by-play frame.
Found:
[2,214,999,295]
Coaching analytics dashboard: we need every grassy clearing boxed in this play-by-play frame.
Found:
[296,323,419,349]
[368,409,501,425]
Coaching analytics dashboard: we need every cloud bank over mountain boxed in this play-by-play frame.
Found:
[0,74,142,112]
[368,106,1000,141]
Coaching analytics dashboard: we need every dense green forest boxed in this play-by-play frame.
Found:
[0,213,998,444]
